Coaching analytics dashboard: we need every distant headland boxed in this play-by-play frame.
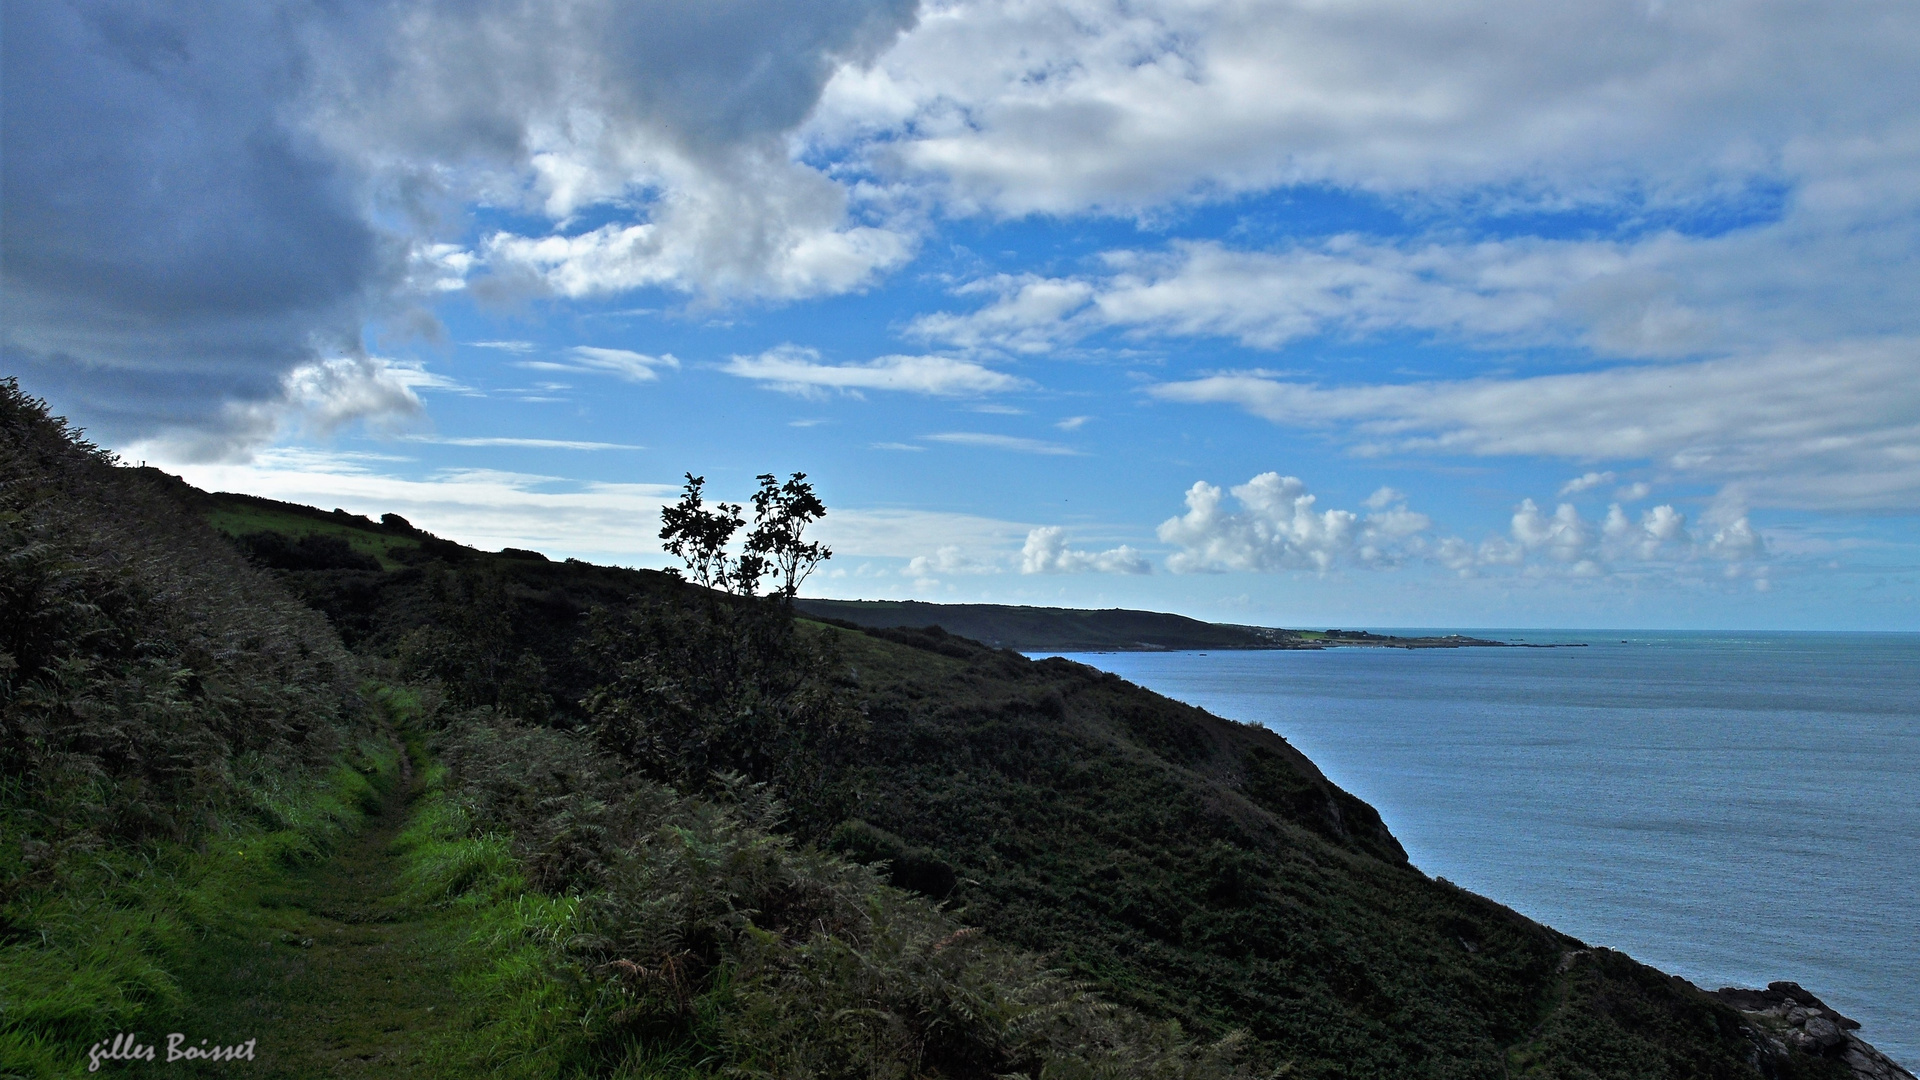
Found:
[794,598,1578,653]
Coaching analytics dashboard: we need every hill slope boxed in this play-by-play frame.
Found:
[7,422,1896,1078]
[158,486,1898,1079]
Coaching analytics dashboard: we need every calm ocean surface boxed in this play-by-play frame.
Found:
[1036,632,1919,1065]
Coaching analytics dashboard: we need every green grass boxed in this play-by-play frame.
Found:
[0,727,502,1079]
[203,502,419,569]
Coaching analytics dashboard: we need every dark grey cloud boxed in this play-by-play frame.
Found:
[2,0,920,454]
[315,0,918,163]
[1,0,401,448]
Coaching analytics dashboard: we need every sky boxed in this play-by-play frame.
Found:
[5,0,1919,630]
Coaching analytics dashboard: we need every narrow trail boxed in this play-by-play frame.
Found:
[146,768,476,1077]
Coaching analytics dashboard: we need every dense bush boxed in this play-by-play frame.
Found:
[0,379,391,1075]
[579,595,862,830]
[420,717,1268,1079]
[1,380,361,895]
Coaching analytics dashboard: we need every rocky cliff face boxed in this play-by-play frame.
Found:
[1713,982,1915,1080]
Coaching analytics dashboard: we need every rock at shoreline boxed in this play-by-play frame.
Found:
[1711,982,1915,1080]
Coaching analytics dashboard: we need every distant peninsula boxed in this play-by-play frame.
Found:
[795,598,1528,653]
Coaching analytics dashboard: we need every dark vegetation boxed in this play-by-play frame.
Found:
[793,600,1509,652]
[1,380,392,1074]
[1,376,1860,1078]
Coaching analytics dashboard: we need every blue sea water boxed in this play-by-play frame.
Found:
[1036,632,1919,1066]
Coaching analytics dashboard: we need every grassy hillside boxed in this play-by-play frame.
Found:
[0,382,399,1075]
[3,386,1874,1078]
[167,485,1863,1078]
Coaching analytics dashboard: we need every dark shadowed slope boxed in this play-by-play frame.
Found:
[35,467,1877,1079]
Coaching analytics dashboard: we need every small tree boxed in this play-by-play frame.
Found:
[658,474,747,592]
[659,471,830,599]
[746,472,831,601]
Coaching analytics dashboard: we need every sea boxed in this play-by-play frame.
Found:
[1034,631,1919,1066]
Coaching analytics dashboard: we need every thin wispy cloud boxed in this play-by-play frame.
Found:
[925,433,1084,456]
[1151,339,1920,511]
[723,346,1027,397]
[517,347,680,382]
[399,435,645,451]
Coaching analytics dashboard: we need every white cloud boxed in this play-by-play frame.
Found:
[1157,472,1430,573]
[1512,499,1596,564]
[1615,481,1653,502]
[161,449,680,560]
[1020,527,1150,574]
[820,0,1920,215]
[480,194,914,301]
[1151,339,1920,511]
[723,345,1026,397]
[909,545,999,577]
[1708,515,1764,561]
[566,346,680,381]
[1056,415,1093,430]
[127,356,440,464]
[810,507,1034,559]
[160,446,1033,570]
[304,0,924,303]
[515,346,679,382]
[1439,494,1758,578]
[925,432,1083,455]
[910,221,1920,363]
[398,435,644,450]
[1559,472,1616,497]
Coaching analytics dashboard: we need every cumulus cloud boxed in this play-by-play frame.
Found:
[1157,472,1430,573]
[1020,527,1150,574]
[723,346,1026,397]
[315,0,924,303]
[1151,339,1920,511]
[1435,494,1759,579]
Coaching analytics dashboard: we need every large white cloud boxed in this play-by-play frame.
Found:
[311,0,924,302]
[1157,473,1432,573]
[910,221,1920,361]
[820,0,1920,214]
[1021,526,1150,574]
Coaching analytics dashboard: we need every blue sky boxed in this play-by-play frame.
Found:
[7,0,1919,629]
